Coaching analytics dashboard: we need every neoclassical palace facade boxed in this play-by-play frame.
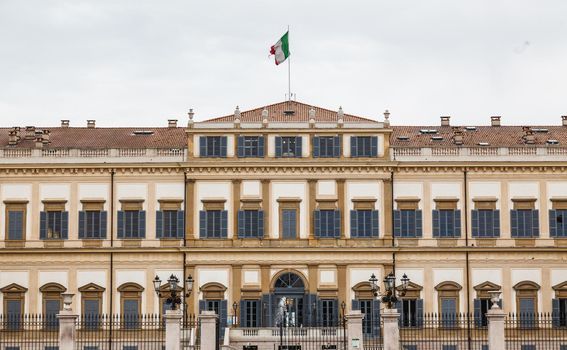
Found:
[1,101,567,330]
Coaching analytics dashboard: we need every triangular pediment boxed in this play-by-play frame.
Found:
[474,281,501,291]
[78,283,105,293]
[552,281,567,291]
[0,283,28,293]
[396,281,423,292]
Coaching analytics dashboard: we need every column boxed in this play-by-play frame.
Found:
[383,178,393,241]
[346,311,364,350]
[382,308,400,350]
[337,179,346,239]
[200,310,219,350]
[486,306,506,350]
[308,179,317,240]
[185,179,195,241]
[232,180,241,240]
[165,309,183,350]
[261,179,271,238]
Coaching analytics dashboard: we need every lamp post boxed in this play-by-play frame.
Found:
[369,272,410,309]
[152,274,194,311]
[232,301,238,326]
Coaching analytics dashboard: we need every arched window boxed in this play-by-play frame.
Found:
[514,281,539,327]
[274,272,305,290]
[78,283,105,329]
[118,283,144,329]
[1,283,27,330]
[473,281,502,327]
[40,283,66,329]
[435,281,462,327]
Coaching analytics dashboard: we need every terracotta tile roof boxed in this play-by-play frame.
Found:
[202,100,379,123]
[0,127,187,149]
[391,125,567,147]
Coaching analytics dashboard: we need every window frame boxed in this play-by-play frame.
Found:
[79,283,105,329]
[40,282,66,330]
[4,201,27,242]
[1,283,27,330]
[278,198,301,240]
[118,283,144,329]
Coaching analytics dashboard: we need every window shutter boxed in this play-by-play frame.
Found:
[295,136,303,157]
[473,299,482,327]
[199,300,206,314]
[394,301,402,325]
[550,210,557,237]
[199,137,207,157]
[156,211,163,238]
[371,299,381,336]
[511,210,518,237]
[258,210,264,238]
[199,211,207,238]
[371,210,379,237]
[415,210,423,237]
[532,209,539,237]
[220,136,227,157]
[351,299,360,311]
[316,299,323,325]
[416,299,424,327]
[138,210,146,238]
[61,211,69,239]
[350,137,358,157]
[334,210,341,237]
[258,136,265,157]
[471,210,479,237]
[79,211,86,239]
[220,300,228,329]
[100,211,107,239]
[275,137,282,157]
[394,210,401,237]
[176,210,185,239]
[493,210,500,237]
[237,136,245,158]
[261,294,271,327]
[117,211,124,238]
[237,210,245,238]
[370,136,378,157]
[314,210,321,238]
[552,298,560,327]
[454,210,461,238]
[313,136,320,158]
[432,210,440,237]
[332,299,339,326]
[239,300,246,327]
[221,210,228,238]
[350,210,358,238]
[333,136,341,157]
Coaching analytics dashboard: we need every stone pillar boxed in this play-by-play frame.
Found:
[382,308,400,350]
[57,294,78,350]
[165,309,183,350]
[200,310,219,350]
[487,307,506,350]
[346,310,364,350]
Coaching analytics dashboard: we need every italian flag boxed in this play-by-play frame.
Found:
[270,31,290,65]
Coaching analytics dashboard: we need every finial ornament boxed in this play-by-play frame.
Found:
[384,109,390,121]
[262,108,269,119]
[309,107,316,119]
[188,109,194,120]
[337,106,344,118]
[234,106,241,119]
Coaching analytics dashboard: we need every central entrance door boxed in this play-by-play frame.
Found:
[273,272,305,327]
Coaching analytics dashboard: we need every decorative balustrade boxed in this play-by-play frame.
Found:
[393,147,567,159]
[0,148,185,161]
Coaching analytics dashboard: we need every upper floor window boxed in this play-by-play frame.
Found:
[156,200,184,239]
[279,198,300,240]
[237,136,265,158]
[314,209,341,238]
[350,209,379,238]
[394,200,422,238]
[237,209,264,238]
[550,200,567,238]
[4,201,27,241]
[471,198,500,238]
[350,136,378,158]
[199,209,228,239]
[79,200,107,239]
[511,199,539,238]
[200,136,227,158]
[117,200,146,239]
[313,136,340,158]
[40,200,68,240]
[275,136,302,158]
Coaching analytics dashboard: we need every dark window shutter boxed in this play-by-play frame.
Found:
[258,136,265,157]
[237,210,245,238]
[199,137,207,157]
[532,209,540,237]
[156,211,163,238]
[317,299,323,325]
[239,300,246,327]
[40,212,47,239]
[415,210,423,237]
[550,210,557,237]
[220,210,228,238]
[314,210,321,238]
[261,294,271,327]
[454,210,461,237]
[295,136,303,157]
[394,210,401,237]
[332,299,339,326]
[511,210,518,237]
[474,299,482,327]
[176,210,185,238]
[432,210,440,237]
[371,210,379,237]
[61,211,69,239]
[138,211,146,238]
[333,136,341,157]
[334,210,341,237]
[199,211,207,238]
[352,299,361,311]
[275,137,282,157]
[350,210,358,238]
[351,137,358,157]
[471,210,479,237]
[199,300,206,314]
[313,136,320,158]
[220,137,227,157]
[370,136,378,157]
[416,299,424,327]
[100,211,107,239]
[552,298,560,327]
[493,210,500,237]
[394,300,402,325]
[78,211,86,239]
[237,136,245,158]
[371,299,381,335]
[117,211,124,238]
[258,210,264,238]
[220,300,228,329]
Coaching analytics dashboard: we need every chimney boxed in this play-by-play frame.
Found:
[562,116,567,126]
[383,110,390,127]
[35,136,43,148]
[168,119,178,128]
[24,126,35,140]
[8,130,19,145]
[491,116,501,127]
[87,120,96,128]
[61,120,70,128]
[452,127,463,145]
[440,116,450,127]
[42,130,50,142]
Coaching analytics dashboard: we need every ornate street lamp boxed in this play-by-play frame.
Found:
[369,272,410,309]
[153,274,194,311]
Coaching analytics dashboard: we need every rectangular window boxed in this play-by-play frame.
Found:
[350,210,379,238]
[275,136,302,158]
[314,210,341,238]
[518,298,536,328]
[44,299,60,329]
[40,211,68,240]
[238,210,264,238]
[199,136,227,158]
[281,209,297,239]
[237,136,264,158]
[440,298,458,328]
[474,298,492,327]
[241,300,260,327]
[400,299,420,327]
[433,210,461,238]
[117,210,146,239]
[313,136,340,158]
[83,299,101,329]
[559,299,567,327]
[79,211,107,239]
[393,210,422,238]
[123,299,140,329]
[199,210,228,239]
[320,299,337,327]
[550,209,567,237]
[5,299,22,330]
[471,210,500,238]
[7,210,25,240]
[355,299,379,336]
[360,300,373,334]
[156,210,184,239]
[350,136,378,157]
[511,209,539,238]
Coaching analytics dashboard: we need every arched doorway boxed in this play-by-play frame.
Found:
[273,272,306,327]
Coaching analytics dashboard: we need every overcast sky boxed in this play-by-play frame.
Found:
[0,0,566,127]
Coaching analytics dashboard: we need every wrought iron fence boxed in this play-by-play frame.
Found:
[398,313,487,350]
[181,314,200,350]
[505,313,567,349]
[0,314,59,350]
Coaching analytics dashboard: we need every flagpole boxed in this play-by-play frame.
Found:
[287,25,291,101]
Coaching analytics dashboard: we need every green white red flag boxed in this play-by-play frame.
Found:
[270,31,290,65]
